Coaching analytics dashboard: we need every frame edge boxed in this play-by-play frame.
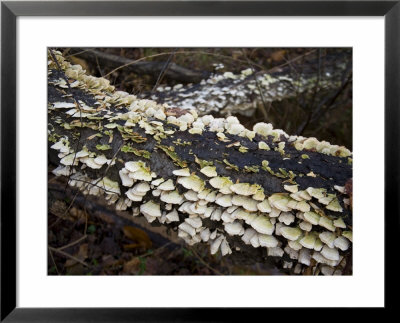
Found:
[1,2,17,322]
[384,1,399,310]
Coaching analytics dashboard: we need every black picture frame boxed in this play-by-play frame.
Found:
[1,1,397,320]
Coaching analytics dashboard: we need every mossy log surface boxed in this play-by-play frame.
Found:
[48,51,353,275]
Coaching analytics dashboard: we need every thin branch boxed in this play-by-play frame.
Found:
[308,49,323,111]
[66,178,122,196]
[58,235,87,251]
[101,49,264,78]
[64,49,92,58]
[242,49,269,120]
[48,185,81,230]
[220,49,319,92]
[140,242,172,259]
[48,247,60,275]
[189,247,223,275]
[95,54,103,77]
[48,246,89,267]
[151,49,177,93]
[296,49,323,135]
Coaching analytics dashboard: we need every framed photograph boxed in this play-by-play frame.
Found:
[1,0,397,320]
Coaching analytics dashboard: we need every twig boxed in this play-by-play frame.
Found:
[67,143,123,235]
[48,247,60,275]
[310,70,352,124]
[189,247,223,275]
[151,49,177,92]
[102,49,264,78]
[95,54,103,77]
[62,191,80,216]
[296,49,322,135]
[85,143,123,194]
[48,189,79,229]
[48,175,61,184]
[58,235,87,251]
[66,178,122,196]
[48,186,82,230]
[296,70,352,135]
[342,251,353,275]
[48,213,63,229]
[140,242,172,259]
[242,49,269,119]
[265,49,318,75]
[309,49,323,111]
[220,49,319,92]
[83,206,89,235]
[64,49,92,58]
[48,246,89,267]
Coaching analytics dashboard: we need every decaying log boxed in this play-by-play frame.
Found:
[67,48,211,84]
[144,51,351,117]
[48,50,353,275]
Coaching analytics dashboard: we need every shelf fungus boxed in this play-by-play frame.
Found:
[48,50,353,275]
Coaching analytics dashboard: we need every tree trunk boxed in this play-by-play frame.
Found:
[48,50,353,275]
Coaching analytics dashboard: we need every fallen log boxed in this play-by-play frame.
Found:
[144,50,351,117]
[48,50,353,275]
[67,48,211,84]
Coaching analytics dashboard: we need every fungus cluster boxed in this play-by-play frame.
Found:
[48,50,352,275]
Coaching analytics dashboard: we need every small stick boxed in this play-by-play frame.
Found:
[58,235,87,251]
[48,246,89,267]
[189,247,223,275]
[48,247,60,275]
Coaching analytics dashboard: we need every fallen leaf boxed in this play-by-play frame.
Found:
[66,263,86,275]
[69,56,91,73]
[122,257,140,274]
[49,200,67,217]
[65,243,88,267]
[122,226,152,250]
[270,50,287,62]
[69,207,85,219]
[77,243,88,260]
